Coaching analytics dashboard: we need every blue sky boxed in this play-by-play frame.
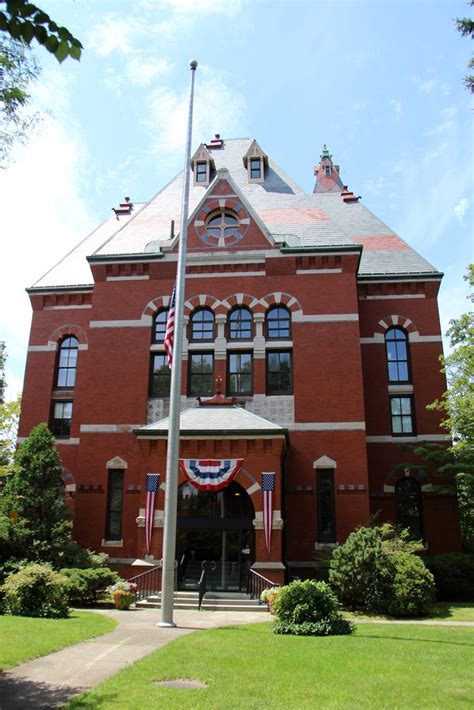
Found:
[0,0,472,398]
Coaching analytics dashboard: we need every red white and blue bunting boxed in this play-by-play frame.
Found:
[262,472,275,555]
[178,459,243,492]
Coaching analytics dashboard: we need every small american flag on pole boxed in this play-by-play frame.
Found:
[262,472,275,555]
[145,473,160,555]
[164,285,176,368]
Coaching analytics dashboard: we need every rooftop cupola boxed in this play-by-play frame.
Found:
[313,144,344,193]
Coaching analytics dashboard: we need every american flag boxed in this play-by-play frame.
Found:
[145,473,160,555]
[164,284,176,368]
[262,472,275,555]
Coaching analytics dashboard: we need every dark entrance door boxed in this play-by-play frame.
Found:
[176,480,254,592]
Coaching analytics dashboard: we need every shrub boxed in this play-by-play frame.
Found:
[272,579,354,636]
[386,553,436,617]
[60,567,119,605]
[329,524,434,616]
[1,563,69,618]
[424,554,474,601]
[329,526,388,610]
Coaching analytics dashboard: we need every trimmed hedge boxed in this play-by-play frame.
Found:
[273,619,355,636]
[424,554,474,601]
[386,553,436,617]
[60,567,119,605]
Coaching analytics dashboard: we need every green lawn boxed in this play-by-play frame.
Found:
[344,602,474,623]
[0,611,117,669]
[68,622,474,709]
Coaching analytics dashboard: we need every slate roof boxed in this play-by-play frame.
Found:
[32,138,439,289]
[135,404,286,436]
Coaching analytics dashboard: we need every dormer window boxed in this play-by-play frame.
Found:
[191,144,214,187]
[243,139,267,184]
[196,162,207,183]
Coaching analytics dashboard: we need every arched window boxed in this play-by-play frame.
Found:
[385,327,410,382]
[152,309,169,344]
[56,336,78,388]
[396,478,423,540]
[228,307,252,340]
[190,308,215,341]
[266,306,291,339]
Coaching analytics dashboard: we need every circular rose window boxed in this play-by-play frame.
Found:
[194,199,250,247]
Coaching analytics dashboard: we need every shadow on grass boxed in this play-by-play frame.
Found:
[358,633,474,648]
[0,672,81,709]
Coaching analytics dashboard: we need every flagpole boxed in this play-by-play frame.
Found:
[158,59,198,627]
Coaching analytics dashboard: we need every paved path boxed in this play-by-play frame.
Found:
[0,607,271,709]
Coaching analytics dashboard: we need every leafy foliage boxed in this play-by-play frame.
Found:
[60,567,119,605]
[425,553,474,601]
[1,562,69,617]
[0,341,5,403]
[272,579,355,636]
[0,1,82,62]
[0,423,74,567]
[455,1,474,92]
[385,553,435,616]
[329,524,434,616]
[0,395,20,475]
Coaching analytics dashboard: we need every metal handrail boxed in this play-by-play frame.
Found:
[129,564,162,602]
[247,568,280,602]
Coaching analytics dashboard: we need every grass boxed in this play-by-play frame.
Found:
[343,602,474,623]
[0,611,117,669]
[68,621,474,709]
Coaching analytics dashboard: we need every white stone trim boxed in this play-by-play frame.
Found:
[367,434,449,443]
[55,438,80,445]
[28,343,58,352]
[296,268,342,275]
[360,334,385,344]
[106,456,128,469]
[246,482,261,495]
[90,315,152,328]
[409,333,443,343]
[388,384,414,394]
[313,455,337,469]
[186,271,265,279]
[81,425,137,433]
[253,510,284,529]
[251,562,286,570]
[44,304,93,309]
[360,294,426,300]
[102,539,123,547]
[106,275,150,281]
[136,509,164,528]
[286,422,365,431]
[293,313,359,323]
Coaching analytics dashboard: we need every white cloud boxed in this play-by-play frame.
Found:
[389,98,403,121]
[161,0,242,16]
[419,79,436,93]
[125,56,174,87]
[454,197,470,223]
[145,67,247,156]
[0,74,94,401]
[87,16,145,56]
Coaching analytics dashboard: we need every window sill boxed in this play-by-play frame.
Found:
[102,539,123,547]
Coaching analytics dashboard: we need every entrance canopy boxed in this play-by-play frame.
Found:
[134,403,287,439]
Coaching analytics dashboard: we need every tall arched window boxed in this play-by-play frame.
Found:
[396,478,423,540]
[152,309,169,344]
[56,336,78,388]
[385,327,410,382]
[190,308,215,341]
[266,306,291,339]
[228,307,252,340]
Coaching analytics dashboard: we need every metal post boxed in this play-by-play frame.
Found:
[158,60,198,627]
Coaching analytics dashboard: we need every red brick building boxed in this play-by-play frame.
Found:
[19,138,461,588]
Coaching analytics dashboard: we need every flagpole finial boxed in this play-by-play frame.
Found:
[190,59,198,70]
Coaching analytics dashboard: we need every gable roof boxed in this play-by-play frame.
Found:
[31,137,440,289]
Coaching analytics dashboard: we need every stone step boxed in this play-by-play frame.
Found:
[145,594,262,607]
[136,599,268,612]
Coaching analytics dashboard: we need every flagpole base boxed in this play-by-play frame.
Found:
[156,621,177,628]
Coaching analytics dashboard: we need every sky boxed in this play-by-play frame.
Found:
[0,0,472,399]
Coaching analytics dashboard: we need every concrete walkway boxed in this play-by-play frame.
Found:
[0,607,271,709]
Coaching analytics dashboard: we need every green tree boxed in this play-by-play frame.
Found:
[0,1,82,62]
[0,423,74,567]
[0,33,39,167]
[0,341,5,403]
[455,0,474,92]
[0,395,21,476]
